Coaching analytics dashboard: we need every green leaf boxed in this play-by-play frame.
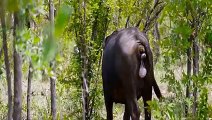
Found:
[174,24,192,39]
[55,4,72,37]
[33,36,40,45]
[205,31,212,45]
[7,0,19,12]
[42,39,57,62]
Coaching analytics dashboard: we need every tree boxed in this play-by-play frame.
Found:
[148,0,212,119]
[13,12,23,120]
[77,0,89,119]
[0,0,13,119]
[0,0,211,119]
[185,35,192,116]
[27,61,33,120]
[26,8,33,120]
[49,0,57,119]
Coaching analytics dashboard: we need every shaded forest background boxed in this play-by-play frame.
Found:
[0,0,212,119]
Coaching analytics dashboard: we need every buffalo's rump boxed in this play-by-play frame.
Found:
[102,27,149,104]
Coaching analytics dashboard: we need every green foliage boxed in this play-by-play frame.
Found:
[0,102,7,120]
[42,37,57,63]
[197,87,208,120]
[0,0,212,119]
[148,0,212,119]
[55,4,72,37]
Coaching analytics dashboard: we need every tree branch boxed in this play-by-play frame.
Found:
[125,1,137,28]
[125,16,130,28]
[136,0,162,28]
[143,1,165,32]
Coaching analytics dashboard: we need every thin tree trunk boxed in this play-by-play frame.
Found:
[0,1,13,119]
[151,0,161,65]
[192,35,199,116]
[91,15,98,41]
[153,22,160,65]
[82,49,89,120]
[82,65,89,120]
[27,62,33,120]
[79,0,89,119]
[49,0,57,119]
[185,45,191,116]
[13,13,23,120]
[125,16,130,28]
[73,3,88,119]
[82,62,89,120]
[50,68,56,120]
[143,0,165,33]
[88,2,109,118]
[25,8,33,120]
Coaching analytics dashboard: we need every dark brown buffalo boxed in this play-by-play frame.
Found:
[102,27,162,120]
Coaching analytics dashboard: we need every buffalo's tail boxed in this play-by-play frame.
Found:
[153,79,163,100]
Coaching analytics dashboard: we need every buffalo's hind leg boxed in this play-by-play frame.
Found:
[126,97,140,120]
[122,76,140,119]
[142,87,152,120]
[123,104,130,120]
[105,98,113,120]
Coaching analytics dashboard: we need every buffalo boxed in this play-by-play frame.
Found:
[102,27,162,120]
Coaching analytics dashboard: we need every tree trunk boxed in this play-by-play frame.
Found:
[185,44,191,116]
[27,62,33,120]
[77,0,89,119]
[192,35,199,116]
[88,2,109,118]
[50,70,56,120]
[49,0,57,119]
[0,1,13,119]
[125,16,130,28]
[73,2,88,119]
[13,13,23,120]
[25,8,33,120]
[153,22,160,65]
